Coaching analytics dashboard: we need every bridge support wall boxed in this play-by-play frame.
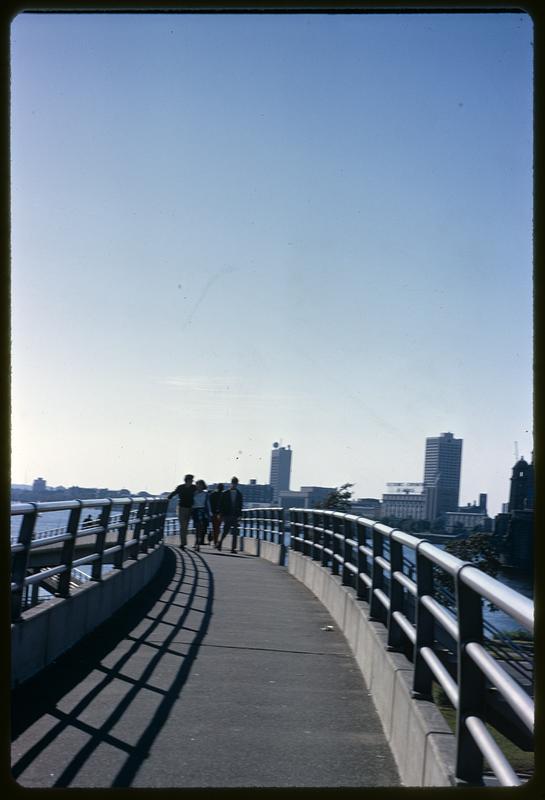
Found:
[11,546,164,688]
[286,550,457,787]
[240,537,283,564]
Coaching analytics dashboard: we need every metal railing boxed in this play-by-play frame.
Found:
[11,497,169,620]
[241,507,533,787]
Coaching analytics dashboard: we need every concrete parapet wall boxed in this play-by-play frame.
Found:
[240,537,283,565]
[286,550,457,787]
[11,545,164,688]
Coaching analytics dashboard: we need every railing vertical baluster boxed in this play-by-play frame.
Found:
[456,565,486,784]
[412,542,435,697]
[57,502,83,597]
[342,515,351,585]
[331,514,340,576]
[356,520,368,601]
[132,500,146,553]
[11,504,38,621]
[321,511,328,568]
[387,531,405,650]
[279,509,286,565]
[369,524,386,622]
[92,500,112,578]
[114,501,132,567]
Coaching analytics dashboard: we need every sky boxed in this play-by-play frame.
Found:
[10,11,533,516]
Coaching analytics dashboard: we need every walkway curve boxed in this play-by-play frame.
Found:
[11,543,400,787]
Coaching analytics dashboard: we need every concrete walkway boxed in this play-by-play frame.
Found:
[11,541,400,788]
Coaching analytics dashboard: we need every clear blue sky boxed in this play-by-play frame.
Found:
[10,11,533,515]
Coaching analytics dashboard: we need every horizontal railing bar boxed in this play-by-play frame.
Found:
[392,610,416,644]
[333,553,344,563]
[71,553,101,568]
[28,533,72,548]
[359,572,372,588]
[465,642,534,732]
[420,646,459,708]
[103,545,123,556]
[420,595,459,642]
[345,538,358,548]
[25,565,67,585]
[373,588,390,611]
[416,541,467,575]
[464,716,521,787]
[359,544,373,558]
[392,570,417,596]
[375,556,391,573]
[345,563,358,575]
[460,567,533,633]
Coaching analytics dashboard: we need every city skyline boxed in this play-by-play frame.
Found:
[11,12,533,519]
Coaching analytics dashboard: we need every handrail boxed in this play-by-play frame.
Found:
[10,496,169,619]
[241,506,534,787]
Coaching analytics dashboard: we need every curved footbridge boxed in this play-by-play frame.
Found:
[12,541,399,788]
[11,500,534,788]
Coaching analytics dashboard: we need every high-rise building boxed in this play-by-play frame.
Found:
[423,432,463,519]
[269,442,292,501]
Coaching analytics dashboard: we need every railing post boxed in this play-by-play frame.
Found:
[311,511,320,561]
[387,531,405,650]
[57,502,83,597]
[331,514,340,576]
[279,509,286,565]
[412,542,435,697]
[318,511,326,567]
[342,515,351,585]
[113,501,132,568]
[369,524,386,622]
[132,500,146,553]
[455,565,486,784]
[11,504,38,620]
[356,520,368,601]
[92,500,112,579]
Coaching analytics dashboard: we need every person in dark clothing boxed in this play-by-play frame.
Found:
[191,479,212,552]
[217,476,243,553]
[209,483,225,547]
[168,474,196,549]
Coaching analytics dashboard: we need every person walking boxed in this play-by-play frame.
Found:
[217,476,243,553]
[168,474,196,550]
[209,483,225,547]
[192,479,211,552]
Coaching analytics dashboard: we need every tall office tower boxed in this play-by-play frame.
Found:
[423,432,463,519]
[270,442,292,502]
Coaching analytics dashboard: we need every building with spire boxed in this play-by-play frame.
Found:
[494,456,534,571]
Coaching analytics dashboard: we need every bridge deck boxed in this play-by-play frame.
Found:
[11,541,400,788]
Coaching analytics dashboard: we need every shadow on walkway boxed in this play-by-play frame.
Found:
[11,546,214,787]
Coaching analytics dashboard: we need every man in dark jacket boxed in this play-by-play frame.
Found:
[209,483,224,547]
[217,476,243,553]
[168,474,196,549]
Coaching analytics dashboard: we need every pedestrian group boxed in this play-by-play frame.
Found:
[167,475,244,553]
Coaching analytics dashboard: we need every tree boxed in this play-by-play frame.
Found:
[318,483,354,511]
[443,532,501,578]
[435,532,502,612]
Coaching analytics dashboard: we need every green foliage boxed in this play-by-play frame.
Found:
[444,532,501,578]
[319,483,354,511]
[434,532,502,612]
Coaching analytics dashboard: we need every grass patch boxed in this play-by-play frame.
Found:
[431,683,534,779]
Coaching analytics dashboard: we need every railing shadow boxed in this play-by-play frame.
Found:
[11,545,214,787]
